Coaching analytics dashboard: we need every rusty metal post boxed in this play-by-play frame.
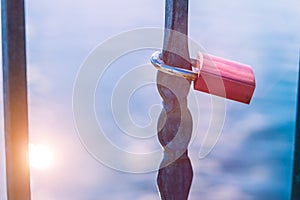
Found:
[292,54,300,200]
[1,0,31,199]
[156,0,193,199]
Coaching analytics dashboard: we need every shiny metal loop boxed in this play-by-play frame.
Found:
[150,51,198,81]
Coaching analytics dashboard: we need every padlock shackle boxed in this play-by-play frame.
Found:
[150,51,198,80]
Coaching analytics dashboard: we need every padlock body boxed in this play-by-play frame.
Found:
[193,53,255,104]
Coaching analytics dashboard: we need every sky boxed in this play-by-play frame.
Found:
[0,0,300,199]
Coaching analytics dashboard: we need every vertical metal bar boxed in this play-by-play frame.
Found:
[162,0,191,70]
[156,0,193,199]
[292,54,300,200]
[1,0,31,199]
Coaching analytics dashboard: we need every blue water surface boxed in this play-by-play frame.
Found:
[0,0,299,199]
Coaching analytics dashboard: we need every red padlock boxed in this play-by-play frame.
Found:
[150,51,256,104]
[193,52,255,104]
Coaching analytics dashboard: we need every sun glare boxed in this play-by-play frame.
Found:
[29,143,53,169]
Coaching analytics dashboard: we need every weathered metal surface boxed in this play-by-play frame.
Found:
[1,0,31,199]
[156,0,193,199]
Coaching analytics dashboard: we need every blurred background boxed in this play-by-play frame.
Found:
[0,0,300,199]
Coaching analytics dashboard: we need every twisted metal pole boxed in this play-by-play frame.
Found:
[157,0,193,199]
[1,0,31,199]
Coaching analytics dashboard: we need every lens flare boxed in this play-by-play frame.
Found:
[29,143,53,169]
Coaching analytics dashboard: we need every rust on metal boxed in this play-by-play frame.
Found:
[156,0,193,199]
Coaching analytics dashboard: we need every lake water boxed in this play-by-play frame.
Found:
[0,0,300,199]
